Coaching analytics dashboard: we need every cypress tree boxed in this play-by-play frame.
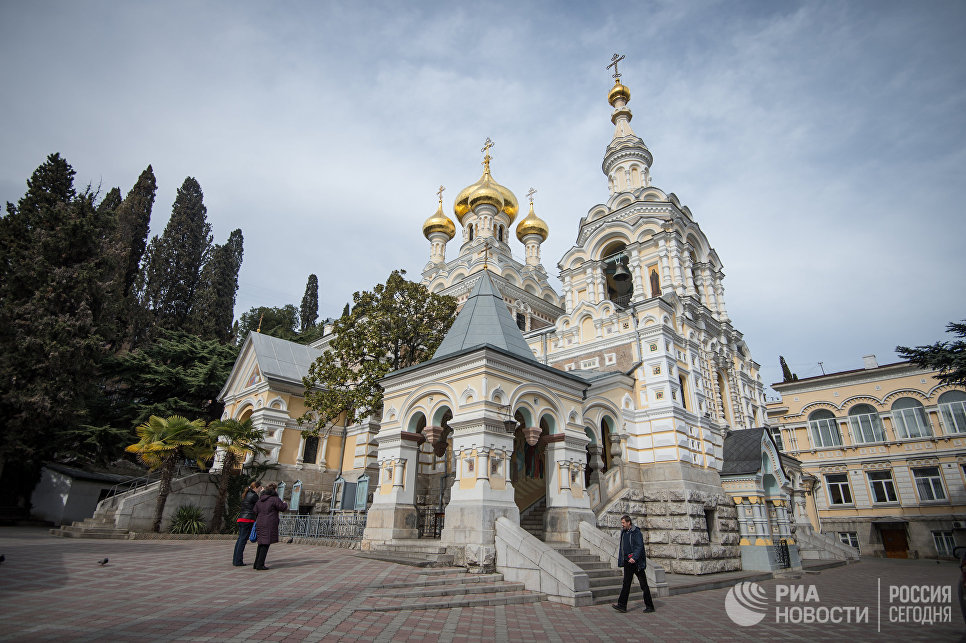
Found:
[300,274,319,332]
[0,155,112,502]
[191,229,244,342]
[140,177,212,332]
[114,166,156,300]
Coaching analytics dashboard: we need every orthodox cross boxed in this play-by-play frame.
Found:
[481,137,494,168]
[482,242,493,270]
[607,53,625,80]
[437,184,445,203]
[527,187,537,204]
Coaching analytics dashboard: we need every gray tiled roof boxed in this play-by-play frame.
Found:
[432,270,539,363]
[720,428,766,476]
[249,332,322,384]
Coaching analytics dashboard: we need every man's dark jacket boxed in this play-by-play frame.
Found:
[618,524,646,569]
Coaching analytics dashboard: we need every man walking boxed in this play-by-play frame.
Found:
[612,514,656,613]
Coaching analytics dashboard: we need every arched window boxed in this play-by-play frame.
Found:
[847,403,885,444]
[468,224,474,241]
[891,397,932,438]
[601,243,633,308]
[498,225,504,243]
[938,390,966,434]
[807,409,842,448]
[649,270,661,297]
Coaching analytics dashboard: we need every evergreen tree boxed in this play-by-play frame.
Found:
[191,229,244,342]
[114,166,156,300]
[300,274,319,333]
[302,270,457,430]
[897,320,966,387]
[779,355,798,383]
[236,305,300,342]
[140,177,212,332]
[0,155,112,503]
[105,329,238,428]
[97,187,123,218]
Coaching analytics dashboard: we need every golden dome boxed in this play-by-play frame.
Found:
[422,199,456,240]
[608,80,630,107]
[516,200,549,242]
[453,150,519,224]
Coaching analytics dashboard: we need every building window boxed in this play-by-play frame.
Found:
[838,531,859,548]
[891,397,932,438]
[848,404,886,444]
[938,390,966,434]
[933,531,956,557]
[867,470,898,503]
[769,426,784,452]
[912,467,946,502]
[825,473,853,505]
[808,410,843,448]
[516,312,526,331]
[301,435,319,465]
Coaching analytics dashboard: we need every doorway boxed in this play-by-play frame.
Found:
[880,527,909,559]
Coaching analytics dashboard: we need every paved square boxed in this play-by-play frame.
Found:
[0,528,960,641]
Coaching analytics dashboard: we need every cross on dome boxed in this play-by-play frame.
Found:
[527,187,537,203]
[607,53,625,80]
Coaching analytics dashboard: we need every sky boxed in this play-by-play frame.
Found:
[1,0,964,391]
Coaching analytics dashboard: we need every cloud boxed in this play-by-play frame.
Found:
[1,0,963,388]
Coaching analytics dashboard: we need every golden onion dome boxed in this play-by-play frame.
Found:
[516,200,549,242]
[453,149,520,224]
[422,199,456,240]
[608,80,630,107]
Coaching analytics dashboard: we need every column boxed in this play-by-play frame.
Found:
[543,433,596,545]
[361,432,421,543]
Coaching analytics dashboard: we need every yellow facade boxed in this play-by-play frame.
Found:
[767,357,966,558]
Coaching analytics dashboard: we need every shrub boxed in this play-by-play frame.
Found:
[168,504,208,534]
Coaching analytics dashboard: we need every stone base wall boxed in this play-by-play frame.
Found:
[595,463,741,575]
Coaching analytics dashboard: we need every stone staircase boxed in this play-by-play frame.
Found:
[356,540,455,567]
[50,507,130,539]
[794,526,860,561]
[550,544,626,605]
[519,496,546,540]
[356,566,545,611]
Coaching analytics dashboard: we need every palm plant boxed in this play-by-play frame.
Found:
[125,415,207,532]
[207,418,267,533]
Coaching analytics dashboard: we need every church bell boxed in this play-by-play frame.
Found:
[612,258,631,282]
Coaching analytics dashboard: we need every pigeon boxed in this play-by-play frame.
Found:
[98,558,109,566]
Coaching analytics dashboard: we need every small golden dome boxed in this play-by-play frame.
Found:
[516,200,549,242]
[608,80,630,107]
[422,199,456,240]
[453,148,519,224]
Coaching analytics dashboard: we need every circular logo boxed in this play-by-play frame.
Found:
[725,581,769,627]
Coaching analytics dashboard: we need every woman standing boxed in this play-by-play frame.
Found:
[252,482,288,570]
[233,481,262,566]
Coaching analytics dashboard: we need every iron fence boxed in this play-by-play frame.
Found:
[773,538,791,568]
[278,512,367,541]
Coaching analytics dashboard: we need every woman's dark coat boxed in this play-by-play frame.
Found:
[253,490,288,545]
[238,489,259,521]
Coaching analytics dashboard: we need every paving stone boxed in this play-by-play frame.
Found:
[0,526,961,641]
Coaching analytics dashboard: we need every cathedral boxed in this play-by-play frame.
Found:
[217,59,807,582]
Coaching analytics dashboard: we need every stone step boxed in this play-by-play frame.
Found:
[572,561,611,571]
[366,581,527,600]
[355,589,543,612]
[584,568,621,580]
[377,573,505,590]
[589,575,624,589]
[566,554,605,565]
[667,571,774,596]
[355,552,455,568]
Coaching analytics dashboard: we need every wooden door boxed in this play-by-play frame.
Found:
[881,528,909,559]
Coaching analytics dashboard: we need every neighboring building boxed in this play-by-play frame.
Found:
[31,463,135,526]
[210,62,814,574]
[766,355,966,559]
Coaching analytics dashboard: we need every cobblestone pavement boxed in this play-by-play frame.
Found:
[0,528,961,642]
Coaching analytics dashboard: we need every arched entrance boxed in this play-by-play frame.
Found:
[511,412,553,538]
[414,407,453,539]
